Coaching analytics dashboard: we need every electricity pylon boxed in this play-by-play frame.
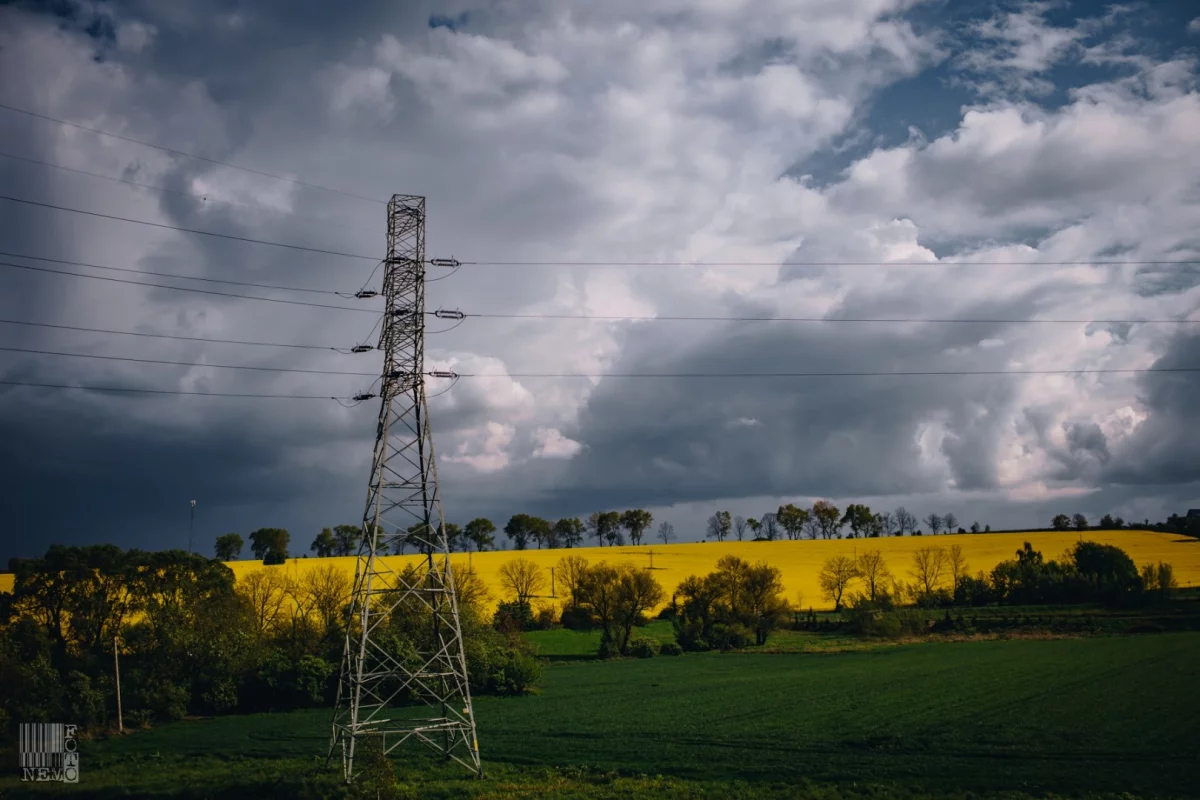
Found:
[330,194,482,781]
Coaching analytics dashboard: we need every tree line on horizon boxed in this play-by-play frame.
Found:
[207,506,1198,565]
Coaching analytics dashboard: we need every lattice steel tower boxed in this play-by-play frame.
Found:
[330,194,482,781]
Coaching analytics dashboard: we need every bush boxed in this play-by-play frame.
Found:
[493,600,535,633]
[597,633,621,660]
[533,605,558,630]
[656,605,677,621]
[659,641,683,656]
[466,630,543,696]
[559,604,593,631]
[709,623,754,651]
[629,637,659,658]
[845,607,928,639]
[64,671,105,731]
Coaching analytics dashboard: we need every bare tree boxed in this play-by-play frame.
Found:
[733,516,748,541]
[878,512,896,537]
[760,512,779,541]
[498,558,547,604]
[301,564,352,637]
[909,546,948,595]
[706,511,732,542]
[656,521,676,545]
[947,544,969,592]
[943,513,959,533]
[817,556,860,611]
[894,506,918,536]
[555,555,591,607]
[237,569,292,638]
[924,513,944,535]
[857,550,892,602]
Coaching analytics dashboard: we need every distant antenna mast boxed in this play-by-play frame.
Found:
[329,195,481,781]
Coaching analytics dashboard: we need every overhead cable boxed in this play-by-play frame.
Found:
[0,100,384,205]
[0,259,379,313]
[0,195,379,261]
[0,379,349,399]
[452,258,1200,267]
[0,150,380,235]
[0,345,378,376]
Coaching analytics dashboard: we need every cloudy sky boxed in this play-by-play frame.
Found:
[1,0,1198,561]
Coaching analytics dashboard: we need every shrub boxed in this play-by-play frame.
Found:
[629,637,659,658]
[492,600,535,633]
[64,671,105,731]
[466,631,542,695]
[659,641,683,656]
[533,605,558,630]
[559,604,593,631]
[597,632,621,660]
[709,622,754,651]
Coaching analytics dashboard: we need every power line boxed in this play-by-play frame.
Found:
[0,250,347,295]
[0,345,378,376]
[457,311,1196,325]
[5,251,1190,327]
[450,367,1200,378]
[0,195,379,261]
[0,259,379,314]
[454,258,1200,267]
[0,379,346,399]
[0,100,384,205]
[0,318,357,351]
[0,150,380,236]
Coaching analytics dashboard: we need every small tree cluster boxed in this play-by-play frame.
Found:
[672,556,790,651]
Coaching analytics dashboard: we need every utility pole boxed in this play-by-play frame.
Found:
[113,635,123,733]
[549,567,556,598]
[330,195,481,781]
[188,500,196,554]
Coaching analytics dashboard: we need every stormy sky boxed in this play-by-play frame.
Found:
[1,0,1198,561]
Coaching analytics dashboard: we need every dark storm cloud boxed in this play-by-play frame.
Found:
[1104,331,1200,487]
[548,316,1022,512]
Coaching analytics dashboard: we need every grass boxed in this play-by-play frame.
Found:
[4,632,1198,798]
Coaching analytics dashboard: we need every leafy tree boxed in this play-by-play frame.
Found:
[760,512,780,541]
[443,522,463,552]
[910,546,948,595]
[656,521,676,544]
[923,514,944,536]
[867,513,886,538]
[620,509,654,545]
[970,521,981,534]
[811,500,841,539]
[733,516,748,541]
[553,517,586,549]
[776,504,810,541]
[1072,513,1088,531]
[504,514,550,551]
[595,511,623,547]
[331,524,361,556]
[1099,513,1117,529]
[464,518,496,552]
[1052,514,1071,531]
[1071,541,1140,597]
[497,558,547,604]
[310,528,337,558]
[1140,562,1178,598]
[576,563,664,656]
[248,528,290,564]
[840,504,874,539]
[857,550,891,602]
[943,513,958,533]
[706,511,732,542]
[214,533,243,561]
[818,556,859,610]
[745,518,761,539]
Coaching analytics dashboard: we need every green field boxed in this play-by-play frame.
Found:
[4,632,1198,799]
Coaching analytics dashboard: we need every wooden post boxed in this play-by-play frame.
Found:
[113,635,123,733]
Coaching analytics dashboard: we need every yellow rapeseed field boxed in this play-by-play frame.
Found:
[2,530,1195,612]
